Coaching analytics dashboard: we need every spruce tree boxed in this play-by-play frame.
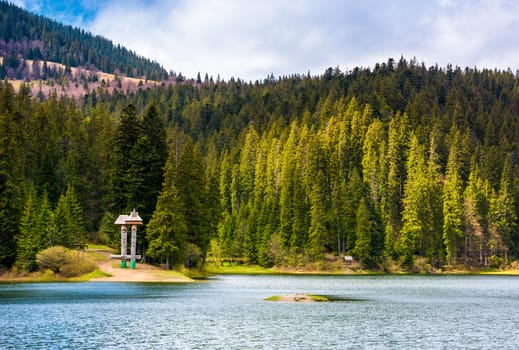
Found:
[175,138,211,265]
[362,119,387,209]
[400,135,426,266]
[353,197,372,265]
[138,105,168,222]
[146,148,187,268]
[147,184,187,269]
[307,170,328,262]
[489,155,517,261]
[279,122,299,250]
[425,129,445,265]
[0,95,24,267]
[343,169,363,253]
[108,104,140,213]
[0,171,19,267]
[15,189,51,271]
[217,152,236,257]
[381,113,408,259]
[54,184,85,247]
[443,131,465,265]
[464,163,492,265]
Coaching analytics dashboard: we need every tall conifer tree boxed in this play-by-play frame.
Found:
[443,131,465,264]
[147,148,187,268]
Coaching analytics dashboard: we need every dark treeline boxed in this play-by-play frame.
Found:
[1,57,518,271]
[0,1,168,80]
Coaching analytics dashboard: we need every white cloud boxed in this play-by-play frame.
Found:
[91,0,330,80]
[419,1,519,70]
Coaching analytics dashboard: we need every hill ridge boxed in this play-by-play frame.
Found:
[0,1,168,81]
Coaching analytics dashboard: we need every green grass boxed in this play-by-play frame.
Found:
[205,262,384,275]
[37,269,59,282]
[86,244,112,251]
[70,268,112,281]
[86,251,110,262]
[306,294,329,301]
[478,269,519,275]
[35,268,112,282]
[154,269,195,281]
[205,263,279,275]
[1,267,112,283]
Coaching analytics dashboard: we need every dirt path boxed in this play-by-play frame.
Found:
[90,251,193,283]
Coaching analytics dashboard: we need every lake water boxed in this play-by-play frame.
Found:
[0,275,518,349]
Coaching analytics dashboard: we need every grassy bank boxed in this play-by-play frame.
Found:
[204,261,519,276]
[0,267,112,283]
[2,247,518,282]
[205,261,381,275]
[0,246,194,283]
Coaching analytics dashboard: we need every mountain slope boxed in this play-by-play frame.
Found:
[0,1,168,80]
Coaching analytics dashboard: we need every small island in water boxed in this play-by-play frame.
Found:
[265,294,364,302]
[265,294,331,302]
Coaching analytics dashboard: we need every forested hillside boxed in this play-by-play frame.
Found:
[1,57,518,271]
[0,1,168,80]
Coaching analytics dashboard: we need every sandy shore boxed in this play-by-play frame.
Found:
[92,252,193,283]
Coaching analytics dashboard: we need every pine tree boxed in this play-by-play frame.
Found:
[279,122,299,251]
[217,151,236,257]
[400,135,427,266]
[108,104,140,213]
[54,184,85,247]
[0,89,24,267]
[146,151,187,269]
[464,164,492,265]
[425,129,445,265]
[381,113,408,259]
[254,137,281,266]
[442,131,465,265]
[38,191,57,249]
[238,126,259,261]
[36,145,59,204]
[15,189,51,271]
[353,197,372,265]
[489,155,517,262]
[343,169,363,253]
[362,119,387,209]
[307,170,328,262]
[206,171,222,251]
[138,105,168,222]
[330,179,348,257]
[175,138,211,265]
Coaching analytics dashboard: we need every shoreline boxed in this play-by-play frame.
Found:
[1,268,517,283]
[1,256,518,283]
[0,248,195,283]
[90,260,195,283]
[204,264,519,276]
[0,261,195,283]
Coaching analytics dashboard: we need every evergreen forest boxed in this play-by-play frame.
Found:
[0,3,518,272]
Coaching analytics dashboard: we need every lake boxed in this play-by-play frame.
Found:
[0,275,518,349]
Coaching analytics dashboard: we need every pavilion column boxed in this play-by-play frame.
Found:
[120,225,127,268]
[130,224,137,269]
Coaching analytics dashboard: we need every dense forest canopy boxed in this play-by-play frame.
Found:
[0,2,518,272]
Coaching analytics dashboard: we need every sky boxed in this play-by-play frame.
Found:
[13,0,519,81]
